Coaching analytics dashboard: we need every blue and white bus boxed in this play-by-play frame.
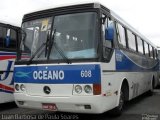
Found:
[14,3,159,115]
[0,21,20,103]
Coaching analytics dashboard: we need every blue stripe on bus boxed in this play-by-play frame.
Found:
[0,52,16,55]
[14,64,101,84]
[116,50,159,71]
[0,89,13,94]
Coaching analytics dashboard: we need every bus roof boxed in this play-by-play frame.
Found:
[22,3,103,22]
[0,20,20,28]
[24,2,101,15]
[22,2,157,48]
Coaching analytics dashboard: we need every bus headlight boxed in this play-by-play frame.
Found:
[84,85,92,94]
[20,84,25,91]
[15,84,19,91]
[75,85,82,94]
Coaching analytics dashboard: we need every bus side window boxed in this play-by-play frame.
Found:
[5,28,17,50]
[116,23,126,48]
[102,15,114,61]
[0,26,7,48]
[10,29,17,49]
[0,26,3,48]
[144,42,149,57]
[152,47,155,59]
[5,29,11,47]
[127,30,136,51]
[104,18,114,48]
[137,37,144,54]
[149,45,153,58]
[155,49,158,59]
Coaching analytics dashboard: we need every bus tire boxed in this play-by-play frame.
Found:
[109,85,126,116]
[147,78,155,96]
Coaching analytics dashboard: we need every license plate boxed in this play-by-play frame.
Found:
[42,103,57,111]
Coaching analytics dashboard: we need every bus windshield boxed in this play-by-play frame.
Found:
[19,12,98,62]
[20,17,52,61]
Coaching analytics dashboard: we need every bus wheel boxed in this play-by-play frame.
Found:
[109,87,125,116]
[147,79,155,96]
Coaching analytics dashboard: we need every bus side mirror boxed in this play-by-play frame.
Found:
[5,29,11,47]
[105,27,114,41]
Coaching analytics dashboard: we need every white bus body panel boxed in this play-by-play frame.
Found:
[0,55,15,103]
[14,48,158,113]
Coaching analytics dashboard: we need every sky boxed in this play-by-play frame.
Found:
[0,0,160,47]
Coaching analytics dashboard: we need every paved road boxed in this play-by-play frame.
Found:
[0,88,160,120]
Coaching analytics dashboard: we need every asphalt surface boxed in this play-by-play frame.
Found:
[0,87,160,120]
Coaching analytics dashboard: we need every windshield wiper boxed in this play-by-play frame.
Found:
[27,32,50,65]
[54,42,71,64]
[27,42,46,65]
[49,29,71,64]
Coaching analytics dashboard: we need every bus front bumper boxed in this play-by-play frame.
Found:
[14,93,112,114]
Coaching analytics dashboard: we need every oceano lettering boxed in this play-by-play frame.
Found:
[33,70,64,80]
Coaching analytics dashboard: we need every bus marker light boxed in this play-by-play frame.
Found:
[84,85,92,94]
[15,84,20,91]
[93,84,101,95]
[75,85,82,94]
[20,84,25,91]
